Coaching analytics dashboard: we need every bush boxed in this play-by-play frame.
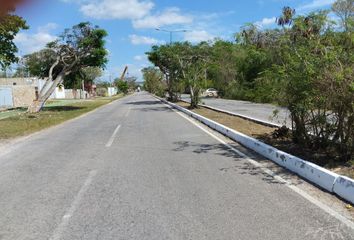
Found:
[96,88,108,97]
[116,80,129,94]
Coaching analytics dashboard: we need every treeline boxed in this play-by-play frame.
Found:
[144,0,354,162]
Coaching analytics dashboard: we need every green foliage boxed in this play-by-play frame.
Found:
[146,42,211,107]
[116,80,129,94]
[146,43,185,101]
[96,88,108,97]
[64,66,103,89]
[23,49,57,78]
[81,66,103,82]
[262,8,354,161]
[126,76,138,91]
[146,1,354,161]
[95,80,111,88]
[24,22,108,84]
[142,67,165,97]
[332,0,354,32]
[0,14,28,70]
[180,42,211,108]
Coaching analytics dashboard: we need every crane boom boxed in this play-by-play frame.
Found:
[120,66,128,81]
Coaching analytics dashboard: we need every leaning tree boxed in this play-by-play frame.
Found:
[28,22,108,113]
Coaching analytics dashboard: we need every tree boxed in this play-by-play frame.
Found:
[277,7,296,27]
[126,76,138,91]
[260,8,354,161]
[175,42,211,108]
[116,80,128,94]
[27,22,108,113]
[81,66,103,83]
[64,66,103,89]
[146,44,184,102]
[22,49,58,78]
[332,0,354,32]
[0,14,28,70]
[147,42,211,107]
[95,80,111,88]
[142,67,165,96]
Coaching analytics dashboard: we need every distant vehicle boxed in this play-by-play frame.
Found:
[137,87,141,92]
[204,88,218,98]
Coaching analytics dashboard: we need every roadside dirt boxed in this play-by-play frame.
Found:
[177,101,354,180]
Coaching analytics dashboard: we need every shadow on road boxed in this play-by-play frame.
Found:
[126,100,173,112]
[126,100,161,106]
[172,140,304,186]
[173,141,238,159]
[43,106,85,112]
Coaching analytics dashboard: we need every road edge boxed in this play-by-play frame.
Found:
[0,94,132,157]
[156,96,354,205]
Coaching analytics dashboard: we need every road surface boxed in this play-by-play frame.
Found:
[0,92,353,239]
[181,94,291,127]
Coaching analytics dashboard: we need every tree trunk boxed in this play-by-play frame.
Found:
[190,85,197,109]
[28,72,66,113]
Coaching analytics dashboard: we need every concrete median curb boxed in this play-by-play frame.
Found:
[156,96,354,204]
[179,99,283,128]
[333,176,354,204]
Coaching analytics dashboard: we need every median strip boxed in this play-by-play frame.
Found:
[155,96,354,205]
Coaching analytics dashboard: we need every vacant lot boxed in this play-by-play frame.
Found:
[0,95,124,140]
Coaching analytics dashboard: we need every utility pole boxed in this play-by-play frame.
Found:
[155,28,188,44]
[82,80,85,99]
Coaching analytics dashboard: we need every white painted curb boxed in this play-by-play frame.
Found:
[333,176,354,204]
[157,97,354,204]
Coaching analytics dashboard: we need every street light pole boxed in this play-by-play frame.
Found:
[155,28,187,44]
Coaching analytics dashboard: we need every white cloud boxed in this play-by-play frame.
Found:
[132,7,193,29]
[129,34,163,45]
[184,30,214,43]
[79,0,154,20]
[37,23,59,33]
[14,23,58,55]
[255,17,276,28]
[298,0,335,11]
[134,55,146,61]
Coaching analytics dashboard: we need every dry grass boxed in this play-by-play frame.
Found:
[0,95,124,140]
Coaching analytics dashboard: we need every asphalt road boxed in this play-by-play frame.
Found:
[181,94,291,127]
[0,92,353,239]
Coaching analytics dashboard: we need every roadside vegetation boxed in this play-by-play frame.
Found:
[145,0,354,164]
[0,95,123,139]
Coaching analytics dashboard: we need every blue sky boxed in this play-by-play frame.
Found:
[14,0,336,81]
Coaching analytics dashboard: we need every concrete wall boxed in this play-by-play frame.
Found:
[12,86,36,108]
[50,85,66,99]
[108,87,118,97]
[1,78,89,106]
[0,78,39,86]
[64,89,87,99]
